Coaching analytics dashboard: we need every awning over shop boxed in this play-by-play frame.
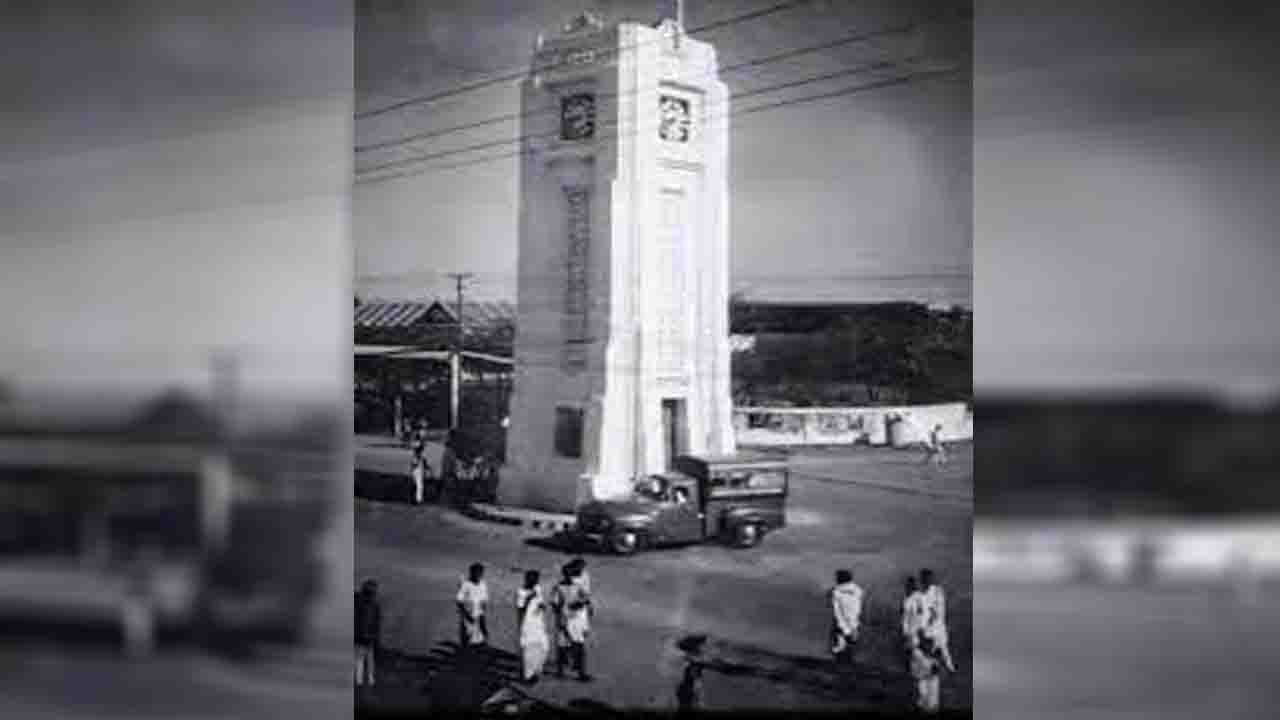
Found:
[459,351,514,366]
[354,346,513,366]
[387,350,451,361]
[355,345,413,357]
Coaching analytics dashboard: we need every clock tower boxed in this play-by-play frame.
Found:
[502,10,736,512]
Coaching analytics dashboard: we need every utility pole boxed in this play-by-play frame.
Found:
[446,272,474,430]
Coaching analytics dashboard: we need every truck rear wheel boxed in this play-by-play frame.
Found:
[610,529,641,555]
[732,522,762,548]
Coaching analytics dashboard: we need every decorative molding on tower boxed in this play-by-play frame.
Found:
[563,186,591,367]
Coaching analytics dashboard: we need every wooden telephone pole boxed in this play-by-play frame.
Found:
[446,272,474,430]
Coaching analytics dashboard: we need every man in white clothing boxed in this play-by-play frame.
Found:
[830,568,863,666]
[551,562,592,681]
[456,562,489,649]
[919,568,955,672]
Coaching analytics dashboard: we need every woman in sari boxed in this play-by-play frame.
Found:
[515,570,550,684]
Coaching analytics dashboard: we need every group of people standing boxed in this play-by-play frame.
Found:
[830,567,955,714]
[455,558,594,685]
[406,425,498,506]
[360,562,955,713]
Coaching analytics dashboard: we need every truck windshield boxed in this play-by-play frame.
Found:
[634,476,668,501]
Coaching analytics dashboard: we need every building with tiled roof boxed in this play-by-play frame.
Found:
[354,299,515,353]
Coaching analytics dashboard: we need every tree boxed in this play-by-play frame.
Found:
[845,304,930,402]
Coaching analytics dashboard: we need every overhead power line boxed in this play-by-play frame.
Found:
[355,0,820,121]
[354,65,961,187]
[355,16,944,155]
[355,56,931,179]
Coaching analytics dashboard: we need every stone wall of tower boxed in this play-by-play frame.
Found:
[502,18,734,513]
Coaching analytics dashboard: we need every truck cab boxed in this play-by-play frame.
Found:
[572,452,789,555]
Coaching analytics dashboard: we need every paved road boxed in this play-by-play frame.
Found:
[355,441,972,713]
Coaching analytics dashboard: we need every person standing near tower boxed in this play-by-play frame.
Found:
[919,568,956,672]
[515,570,550,684]
[830,569,864,666]
[551,562,593,681]
[456,562,489,649]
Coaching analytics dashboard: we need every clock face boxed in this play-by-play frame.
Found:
[658,95,691,143]
[560,93,595,141]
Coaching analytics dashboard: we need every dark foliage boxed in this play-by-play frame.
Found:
[731,302,971,406]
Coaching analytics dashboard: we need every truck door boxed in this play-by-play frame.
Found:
[660,484,702,543]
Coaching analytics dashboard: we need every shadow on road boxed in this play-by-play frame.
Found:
[368,641,520,709]
[676,632,905,708]
[523,533,587,556]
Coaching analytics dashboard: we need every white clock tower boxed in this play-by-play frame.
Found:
[502,9,736,512]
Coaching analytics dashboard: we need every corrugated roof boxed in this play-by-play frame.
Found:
[355,300,515,329]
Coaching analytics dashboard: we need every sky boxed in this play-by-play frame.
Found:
[0,1,353,405]
[6,2,1275,400]
[974,0,1280,395]
[354,0,974,307]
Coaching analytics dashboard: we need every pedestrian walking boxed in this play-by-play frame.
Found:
[901,575,925,664]
[355,579,381,687]
[551,562,593,682]
[515,570,550,684]
[923,424,948,466]
[919,568,956,672]
[910,631,943,714]
[456,563,489,649]
[830,569,863,666]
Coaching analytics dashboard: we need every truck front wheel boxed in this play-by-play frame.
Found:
[610,529,641,555]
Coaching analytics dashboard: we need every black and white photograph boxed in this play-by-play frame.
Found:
[18,2,1280,719]
[353,0,973,716]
